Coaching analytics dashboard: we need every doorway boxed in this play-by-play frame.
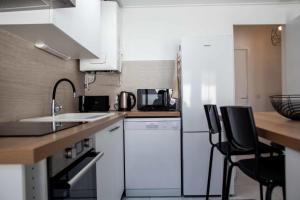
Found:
[235,49,249,106]
[234,25,282,111]
[233,25,284,199]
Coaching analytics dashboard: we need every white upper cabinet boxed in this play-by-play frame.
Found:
[80,1,121,72]
[0,0,102,59]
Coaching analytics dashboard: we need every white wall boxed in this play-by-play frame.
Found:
[121,4,300,61]
[285,15,300,94]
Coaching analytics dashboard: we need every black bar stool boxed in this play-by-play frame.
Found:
[220,106,285,200]
[204,105,282,200]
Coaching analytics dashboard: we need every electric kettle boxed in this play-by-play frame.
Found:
[116,91,136,111]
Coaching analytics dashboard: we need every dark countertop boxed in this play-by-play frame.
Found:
[0,122,81,137]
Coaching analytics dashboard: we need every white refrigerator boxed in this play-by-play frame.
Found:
[181,35,235,196]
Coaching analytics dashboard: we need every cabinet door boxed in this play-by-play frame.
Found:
[95,120,124,200]
[108,121,124,200]
[53,0,102,57]
[95,127,114,200]
[0,0,102,59]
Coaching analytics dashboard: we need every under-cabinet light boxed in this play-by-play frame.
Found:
[35,42,71,60]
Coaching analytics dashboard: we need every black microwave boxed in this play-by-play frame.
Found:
[137,89,176,111]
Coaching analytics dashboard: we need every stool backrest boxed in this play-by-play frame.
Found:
[204,104,222,145]
[220,106,259,154]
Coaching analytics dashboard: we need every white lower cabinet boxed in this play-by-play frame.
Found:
[95,120,124,200]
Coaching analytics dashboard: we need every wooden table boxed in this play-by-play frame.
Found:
[254,112,300,200]
[254,112,300,151]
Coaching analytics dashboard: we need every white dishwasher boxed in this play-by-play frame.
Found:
[124,118,181,197]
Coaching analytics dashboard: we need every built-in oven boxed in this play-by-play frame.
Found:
[48,137,103,200]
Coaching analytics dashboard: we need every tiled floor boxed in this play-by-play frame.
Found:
[124,168,284,200]
[233,168,283,200]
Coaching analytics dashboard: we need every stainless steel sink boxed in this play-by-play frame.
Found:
[21,112,115,122]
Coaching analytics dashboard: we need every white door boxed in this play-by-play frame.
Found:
[181,36,235,132]
[95,120,124,200]
[110,121,124,200]
[234,49,249,106]
[183,132,223,195]
[96,128,114,200]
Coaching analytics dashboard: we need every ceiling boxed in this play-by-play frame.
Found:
[116,0,300,7]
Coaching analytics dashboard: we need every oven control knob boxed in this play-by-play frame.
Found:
[84,138,91,148]
[65,147,76,159]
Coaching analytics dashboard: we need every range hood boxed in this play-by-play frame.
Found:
[0,0,76,12]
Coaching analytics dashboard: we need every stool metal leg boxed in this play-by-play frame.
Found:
[260,184,264,200]
[221,157,228,200]
[224,163,235,200]
[265,184,275,200]
[283,183,286,200]
[206,145,215,200]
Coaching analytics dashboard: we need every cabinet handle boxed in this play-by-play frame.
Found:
[109,126,120,133]
[68,152,104,188]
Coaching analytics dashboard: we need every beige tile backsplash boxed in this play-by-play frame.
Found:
[85,60,176,110]
[0,29,176,121]
[0,29,84,122]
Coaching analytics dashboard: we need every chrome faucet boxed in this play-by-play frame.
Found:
[52,78,76,116]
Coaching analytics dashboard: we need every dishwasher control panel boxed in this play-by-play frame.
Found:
[125,118,181,130]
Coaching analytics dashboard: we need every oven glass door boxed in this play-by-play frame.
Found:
[50,151,103,200]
